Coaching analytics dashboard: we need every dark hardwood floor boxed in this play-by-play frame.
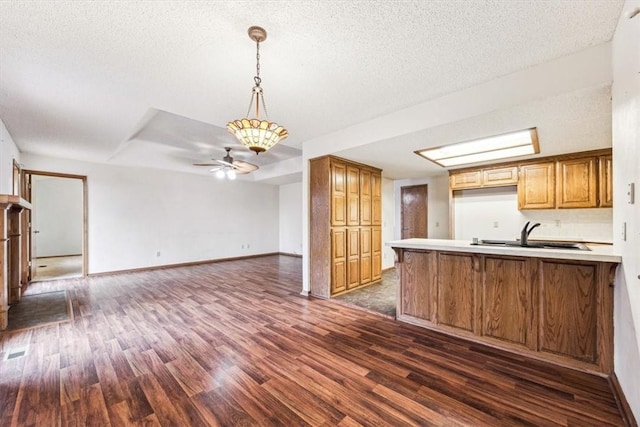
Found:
[0,255,627,426]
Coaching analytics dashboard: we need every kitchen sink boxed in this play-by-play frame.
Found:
[472,239,591,251]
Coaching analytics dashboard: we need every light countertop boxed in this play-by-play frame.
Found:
[386,238,622,263]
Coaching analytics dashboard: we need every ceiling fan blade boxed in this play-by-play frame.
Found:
[232,160,259,173]
[193,158,233,167]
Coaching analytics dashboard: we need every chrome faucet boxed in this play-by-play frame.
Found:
[520,221,541,246]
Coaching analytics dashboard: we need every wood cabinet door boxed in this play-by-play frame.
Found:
[346,228,360,289]
[539,261,598,362]
[346,166,360,226]
[518,162,555,209]
[483,166,518,187]
[360,227,372,285]
[372,173,382,226]
[482,256,534,348]
[450,170,482,190]
[437,252,477,332]
[371,227,382,281]
[331,162,347,226]
[599,154,613,207]
[556,157,597,208]
[360,170,372,226]
[399,250,436,321]
[401,184,428,239]
[331,228,347,294]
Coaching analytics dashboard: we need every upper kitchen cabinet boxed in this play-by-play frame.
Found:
[556,157,598,208]
[450,170,482,190]
[518,162,556,210]
[330,161,347,226]
[371,173,382,226]
[483,166,519,187]
[346,166,360,226]
[449,149,612,211]
[450,166,517,190]
[599,154,613,208]
[359,169,372,226]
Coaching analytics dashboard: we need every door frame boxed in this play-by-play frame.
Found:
[23,170,88,279]
[400,184,428,239]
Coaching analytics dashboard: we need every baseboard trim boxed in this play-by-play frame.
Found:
[279,252,302,258]
[88,252,284,277]
[382,266,396,273]
[609,373,638,427]
[35,254,82,259]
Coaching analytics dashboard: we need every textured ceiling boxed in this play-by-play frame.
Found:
[0,0,625,179]
[336,84,613,179]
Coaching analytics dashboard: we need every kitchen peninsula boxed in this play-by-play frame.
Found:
[388,238,621,374]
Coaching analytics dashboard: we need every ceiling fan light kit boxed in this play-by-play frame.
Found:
[226,26,288,154]
[215,168,236,180]
[193,147,258,179]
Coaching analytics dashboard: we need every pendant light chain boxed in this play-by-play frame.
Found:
[245,38,270,120]
[254,38,270,120]
[254,40,261,86]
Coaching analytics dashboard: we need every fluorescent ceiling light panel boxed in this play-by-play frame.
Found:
[416,128,539,168]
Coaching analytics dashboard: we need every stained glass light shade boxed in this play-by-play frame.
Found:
[226,118,288,154]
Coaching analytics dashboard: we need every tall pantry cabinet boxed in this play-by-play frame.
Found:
[310,155,382,298]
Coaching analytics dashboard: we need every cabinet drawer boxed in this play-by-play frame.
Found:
[450,170,482,189]
[483,166,518,187]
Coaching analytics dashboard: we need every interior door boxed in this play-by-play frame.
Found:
[25,173,38,281]
[401,184,428,239]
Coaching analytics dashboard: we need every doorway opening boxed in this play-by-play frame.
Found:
[24,171,87,281]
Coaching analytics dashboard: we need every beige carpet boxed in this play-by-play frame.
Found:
[34,255,82,281]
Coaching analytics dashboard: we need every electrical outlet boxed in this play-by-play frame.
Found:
[555,220,561,228]
[247,243,250,249]
[493,221,499,228]
[241,244,245,249]
[156,251,161,257]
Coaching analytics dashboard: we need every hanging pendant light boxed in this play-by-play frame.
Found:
[226,26,288,154]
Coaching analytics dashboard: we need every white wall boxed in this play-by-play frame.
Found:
[381,177,395,270]
[393,175,450,241]
[0,119,20,195]
[454,187,613,243]
[22,154,280,274]
[32,176,83,257]
[279,182,302,255]
[612,0,640,418]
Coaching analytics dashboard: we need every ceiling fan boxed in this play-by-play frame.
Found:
[193,147,258,179]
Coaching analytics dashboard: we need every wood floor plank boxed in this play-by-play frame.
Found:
[196,385,257,426]
[0,255,628,426]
